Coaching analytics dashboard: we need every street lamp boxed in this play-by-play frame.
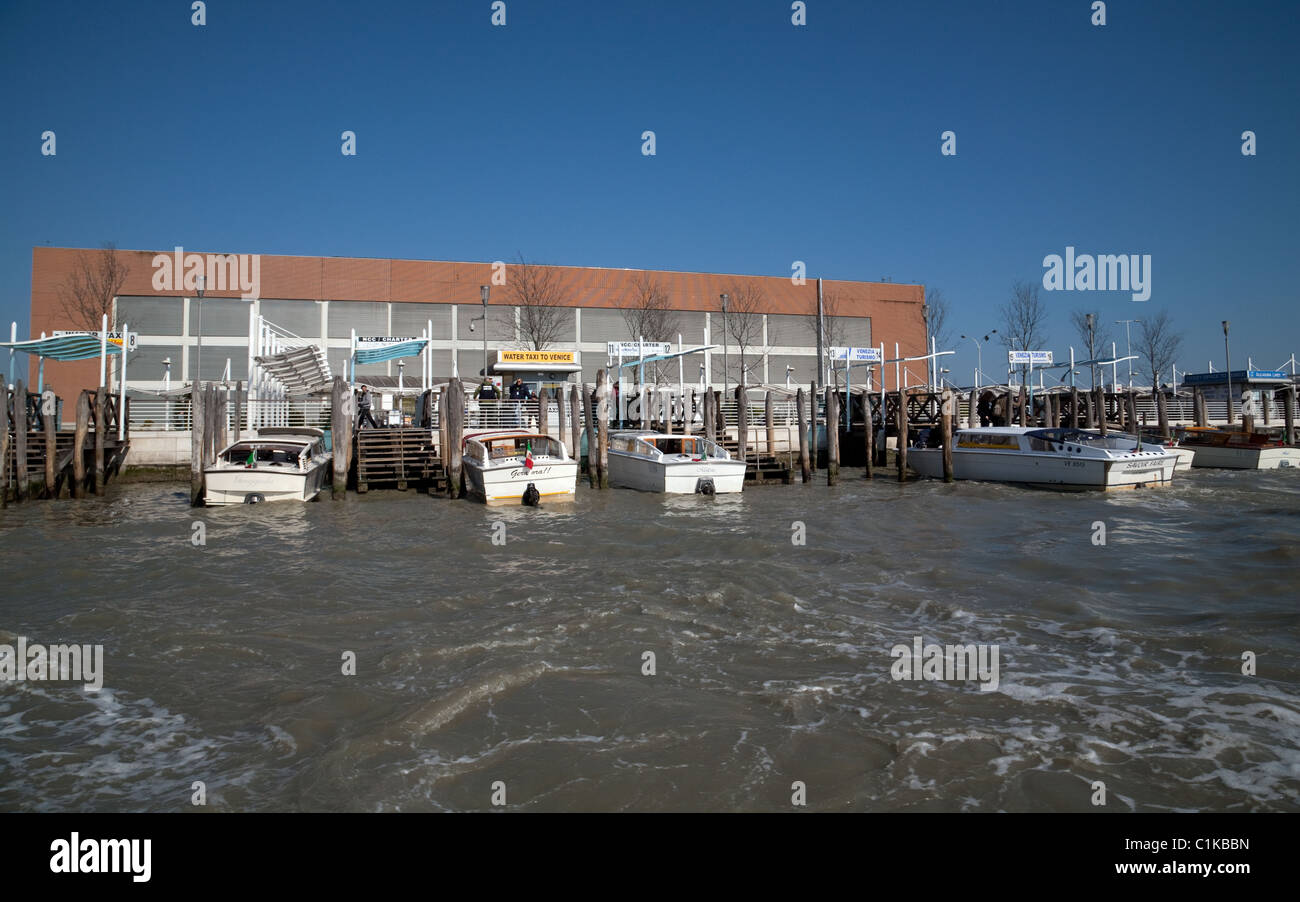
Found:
[468,285,489,379]
[1223,320,1233,425]
[719,293,729,398]
[960,330,996,389]
[1116,319,1142,389]
[921,304,930,389]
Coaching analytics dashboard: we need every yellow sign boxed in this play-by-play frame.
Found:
[497,350,576,365]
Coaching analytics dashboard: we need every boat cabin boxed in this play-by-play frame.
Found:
[610,433,729,460]
[463,432,567,465]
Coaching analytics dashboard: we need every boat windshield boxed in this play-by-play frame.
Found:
[224,444,304,466]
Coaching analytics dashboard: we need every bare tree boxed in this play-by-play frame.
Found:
[721,281,766,388]
[805,291,848,376]
[1136,310,1183,390]
[1068,308,1112,388]
[500,254,569,350]
[617,272,680,382]
[58,242,131,330]
[1000,280,1049,381]
[924,287,952,352]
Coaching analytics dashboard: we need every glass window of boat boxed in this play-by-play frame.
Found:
[651,437,699,456]
[225,443,302,465]
[957,432,1019,449]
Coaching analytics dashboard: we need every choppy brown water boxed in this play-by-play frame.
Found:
[1,468,1297,812]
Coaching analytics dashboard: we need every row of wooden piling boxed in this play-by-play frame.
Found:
[2,375,117,505]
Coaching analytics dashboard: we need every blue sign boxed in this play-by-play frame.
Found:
[1182,370,1289,385]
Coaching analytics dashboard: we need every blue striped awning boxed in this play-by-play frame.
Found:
[0,333,124,361]
[353,338,428,365]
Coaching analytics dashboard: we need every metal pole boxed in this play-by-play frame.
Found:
[195,277,205,387]
[720,294,729,401]
[816,279,825,390]
[119,323,128,440]
[1223,321,1233,425]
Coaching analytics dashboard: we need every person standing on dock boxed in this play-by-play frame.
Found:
[356,385,378,430]
[509,377,527,427]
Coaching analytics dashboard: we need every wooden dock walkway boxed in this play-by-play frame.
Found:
[354,427,446,494]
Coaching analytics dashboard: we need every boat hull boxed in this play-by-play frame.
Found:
[203,464,331,505]
[1189,445,1300,470]
[464,459,579,505]
[909,448,1176,490]
[608,451,747,493]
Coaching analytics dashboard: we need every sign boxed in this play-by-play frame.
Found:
[829,346,883,363]
[357,336,419,346]
[53,330,138,351]
[1009,350,1053,365]
[498,350,576,365]
[607,341,672,358]
[1182,370,1289,385]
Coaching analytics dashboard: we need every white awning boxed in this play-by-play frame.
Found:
[255,345,333,393]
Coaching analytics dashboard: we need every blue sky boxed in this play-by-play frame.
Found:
[1,0,1296,382]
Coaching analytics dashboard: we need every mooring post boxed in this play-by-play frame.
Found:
[569,384,581,464]
[596,369,610,489]
[330,376,347,500]
[1127,390,1138,435]
[1070,387,1080,428]
[826,387,839,485]
[1156,389,1169,440]
[233,380,243,442]
[93,386,108,495]
[796,388,810,482]
[1018,385,1028,427]
[736,386,748,461]
[446,379,464,498]
[537,387,550,438]
[44,392,56,498]
[1095,384,1108,436]
[556,385,568,448]
[862,392,873,479]
[808,381,817,473]
[73,391,88,499]
[896,389,908,482]
[765,391,775,458]
[583,383,596,484]
[0,375,9,507]
[1262,389,1271,426]
[942,388,955,483]
[14,380,28,501]
[190,382,205,506]
[1283,385,1296,446]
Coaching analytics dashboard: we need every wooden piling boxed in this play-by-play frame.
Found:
[765,392,775,458]
[205,384,218,467]
[1070,386,1080,428]
[43,392,56,498]
[1017,385,1028,427]
[569,384,581,464]
[703,389,716,445]
[0,375,8,507]
[1261,390,1271,426]
[445,379,464,498]
[538,387,551,437]
[736,386,748,461]
[796,388,810,482]
[94,387,107,494]
[808,382,817,473]
[556,385,568,450]
[941,388,954,483]
[1094,384,1107,436]
[1156,389,1169,439]
[73,391,89,499]
[583,384,596,484]
[330,377,347,500]
[14,380,27,501]
[862,392,873,479]
[1284,385,1296,446]
[595,369,610,489]
[233,381,243,442]
[191,382,206,506]
[1126,391,1138,435]
[826,388,839,485]
[896,389,908,481]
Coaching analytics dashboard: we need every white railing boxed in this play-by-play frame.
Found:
[129,397,332,433]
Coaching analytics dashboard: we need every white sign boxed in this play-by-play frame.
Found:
[54,330,138,351]
[829,346,883,363]
[607,341,673,358]
[357,336,419,345]
[1008,350,1052,365]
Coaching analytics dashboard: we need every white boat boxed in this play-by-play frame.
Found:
[607,431,747,494]
[461,429,578,505]
[204,427,331,505]
[1179,427,1300,470]
[1113,431,1196,471]
[908,426,1178,490]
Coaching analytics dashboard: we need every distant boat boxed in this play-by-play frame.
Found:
[462,429,578,505]
[1179,427,1299,470]
[204,427,331,505]
[908,426,1178,490]
[608,431,747,494]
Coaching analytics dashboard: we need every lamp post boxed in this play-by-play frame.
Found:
[960,330,996,389]
[1116,319,1142,389]
[1223,320,1233,425]
[1085,313,1097,389]
[469,285,490,379]
[719,293,729,398]
[194,275,206,387]
[921,304,930,390]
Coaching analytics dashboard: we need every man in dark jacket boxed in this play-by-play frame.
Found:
[356,385,378,430]
[508,377,527,426]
